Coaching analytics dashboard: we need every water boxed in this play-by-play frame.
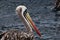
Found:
[0,0,60,40]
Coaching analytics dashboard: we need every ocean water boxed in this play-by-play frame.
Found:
[0,0,60,40]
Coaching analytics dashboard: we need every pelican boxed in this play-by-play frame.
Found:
[0,5,41,40]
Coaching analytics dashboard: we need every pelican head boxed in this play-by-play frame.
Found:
[16,5,27,16]
[16,5,41,37]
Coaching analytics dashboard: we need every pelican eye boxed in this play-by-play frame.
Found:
[23,9,27,17]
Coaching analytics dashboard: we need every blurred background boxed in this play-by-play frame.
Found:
[0,0,60,40]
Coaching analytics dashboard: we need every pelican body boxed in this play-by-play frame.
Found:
[0,5,41,40]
